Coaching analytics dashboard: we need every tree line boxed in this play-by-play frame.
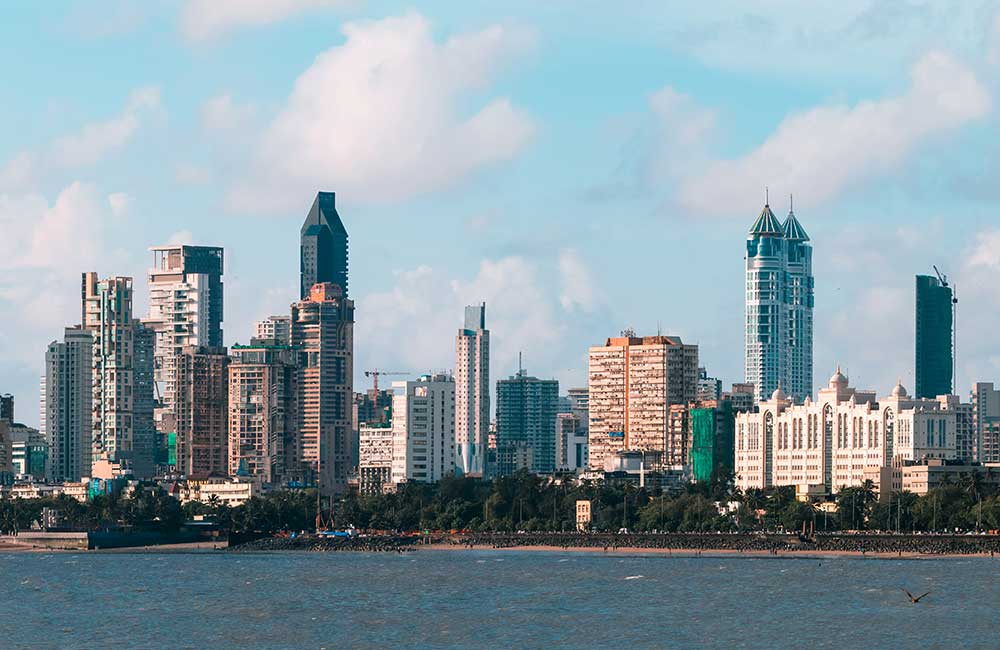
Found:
[4,471,1000,536]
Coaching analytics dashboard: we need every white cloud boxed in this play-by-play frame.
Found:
[558,249,598,312]
[966,229,1000,270]
[201,93,257,131]
[986,13,1000,67]
[108,192,131,216]
[0,87,162,190]
[228,13,536,212]
[166,230,195,246]
[676,52,990,216]
[181,0,349,41]
[174,162,212,186]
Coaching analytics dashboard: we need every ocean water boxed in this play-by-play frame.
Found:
[1,550,997,649]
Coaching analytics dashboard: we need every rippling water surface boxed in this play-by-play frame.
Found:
[2,550,997,649]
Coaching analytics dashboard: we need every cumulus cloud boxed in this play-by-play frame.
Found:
[181,0,348,41]
[201,93,257,131]
[0,87,162,190]
[228,13,536,212]
[558,249,598,312]
[675,52,990,216]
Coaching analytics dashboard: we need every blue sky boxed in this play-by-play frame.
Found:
[3,1,1000,427]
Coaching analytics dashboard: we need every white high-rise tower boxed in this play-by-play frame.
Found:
[455,303,489,476]
[745,195,813,404]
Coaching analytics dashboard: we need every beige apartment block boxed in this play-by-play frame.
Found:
[588,334,698,470]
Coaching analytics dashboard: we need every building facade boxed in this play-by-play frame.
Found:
[496,369,559,474]
[292,282,354,494]
[587,334,699,470]
[744,199,813,404]
[254,315,292,346]
[228,342,300,483]
[735,369,960,494]
[82,273,156,477]
[391,375,455,485]
[972,382,1000,463]
[145,245,224,438]
[689,402,735,484]
[300,192,349,299]
[41,327,93,482]
[555,412,588,472]
[455,303,489,476]
[172,346,229,479]
[915,274,953,398]
[359,424,393,495]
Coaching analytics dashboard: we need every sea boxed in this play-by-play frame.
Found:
[1,550,997,649]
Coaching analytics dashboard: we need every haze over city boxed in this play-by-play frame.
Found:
[3,2,1000,431]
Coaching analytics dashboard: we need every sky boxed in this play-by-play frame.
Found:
[3,1,1000,428]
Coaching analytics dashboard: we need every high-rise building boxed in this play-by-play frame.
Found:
[722,383,756,414]
[566,388,589,431]
[745,198,813,404]
[291,282,354,494]
[300,192,349,299]
[228,342,301,483]
[555,412,588,472]
[254,316,291,345]
[0,420,10,475]
[82,273,155,477]
[391,374,455,485]
[41,328,93,481]
[0,393,13,424]
[696,368,722,403]
[972,382,1000,463]
[455,303,489,476]
[145,245,224,436]
[587,334,699,470]
[359,424,393,495]
[496,368,559,474]
[915,274,954,398]
[689,402,735,484]
[172,346,229,478]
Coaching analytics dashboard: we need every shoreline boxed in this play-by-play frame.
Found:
[415,543,997,560]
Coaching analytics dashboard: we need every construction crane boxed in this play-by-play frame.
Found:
[364,369,408,393]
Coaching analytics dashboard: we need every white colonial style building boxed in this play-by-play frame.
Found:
[735,368,959,495]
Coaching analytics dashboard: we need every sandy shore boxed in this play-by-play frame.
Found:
[417,543,998,560]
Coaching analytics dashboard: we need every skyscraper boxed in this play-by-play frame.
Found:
[291,282,354,494]
[455,303,489,476]
[915,274,953,398]
[82,273,155,477]
[496,368,559,474]
[744,197,813,403]
[145,245,224,435]
[391,374,455,485]
[0,393,12,424]
[587,334,699,470]
[41,328,93,482]
[228,341,300,483]
[171,346,229,479]
[300,192,349,300]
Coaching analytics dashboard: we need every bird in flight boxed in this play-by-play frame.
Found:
[902,589,930,604]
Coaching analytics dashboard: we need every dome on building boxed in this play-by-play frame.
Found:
[891,379,908,398]
[828,366,848,388]
[771,384,787,402]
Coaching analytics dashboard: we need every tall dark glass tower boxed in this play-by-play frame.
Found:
[915,274,953,398]
[300,192,349,299]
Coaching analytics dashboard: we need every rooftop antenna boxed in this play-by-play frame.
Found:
[789,193,793,213]
[657,320,662,336]
[765,186,769,205]
[518,351,523,376]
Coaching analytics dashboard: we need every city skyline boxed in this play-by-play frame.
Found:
[4,4,1000,428]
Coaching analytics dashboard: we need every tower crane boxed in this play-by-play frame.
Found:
[364,369,408,393]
